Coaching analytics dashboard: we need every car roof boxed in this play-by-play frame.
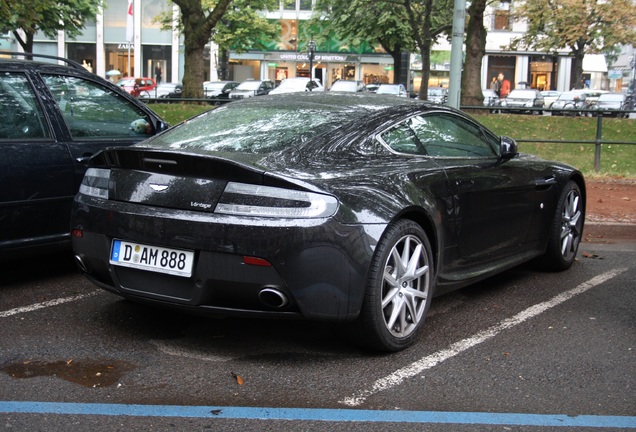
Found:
[0,51,85,70]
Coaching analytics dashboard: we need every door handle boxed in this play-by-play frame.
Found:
[535,176,557,187]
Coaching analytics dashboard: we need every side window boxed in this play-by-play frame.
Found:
[0,72,50,139]
[408,114,498,157]
[42,75,154,139]
[380,123,426,155]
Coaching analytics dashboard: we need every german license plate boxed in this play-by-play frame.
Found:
[110,239,194,278]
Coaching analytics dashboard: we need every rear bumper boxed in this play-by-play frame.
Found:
[72,195,382,321]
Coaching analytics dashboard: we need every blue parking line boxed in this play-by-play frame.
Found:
[1,402,635,428]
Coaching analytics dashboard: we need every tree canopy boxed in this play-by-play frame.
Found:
[311,0,452,98]
[0,0,102,53]
[510,0,636,89]
[157,0,278,98]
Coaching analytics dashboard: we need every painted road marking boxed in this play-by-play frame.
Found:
[0,402,634,428]
[0,291,100,318]
[340,268,628,407]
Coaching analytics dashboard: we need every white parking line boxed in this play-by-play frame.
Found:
[340,268,627,407]
[0,291,101,318]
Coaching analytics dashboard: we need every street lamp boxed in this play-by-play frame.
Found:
[307,38,316,91]
[630,56,636,110]
[629,56,636,94]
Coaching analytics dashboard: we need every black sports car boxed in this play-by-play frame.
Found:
[71,93,585,352]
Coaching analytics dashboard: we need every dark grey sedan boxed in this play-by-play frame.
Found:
[0,53,168,258]
[72,93,585,351]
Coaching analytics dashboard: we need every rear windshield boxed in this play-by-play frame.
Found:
[143,102,365,153]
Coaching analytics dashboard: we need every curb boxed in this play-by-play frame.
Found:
[584,221,636,242]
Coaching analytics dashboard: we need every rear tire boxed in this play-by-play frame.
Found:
[352,220,434,352]
[538,181,584,271]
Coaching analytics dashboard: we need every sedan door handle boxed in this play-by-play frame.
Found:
[535,176,557,187]
[75,155,92,164]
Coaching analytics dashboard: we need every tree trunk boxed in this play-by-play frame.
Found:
[461,0,487,107]
[13,29,34,53]
[418,39,431,100]
[570,43,586,90]
[174,0,233,99]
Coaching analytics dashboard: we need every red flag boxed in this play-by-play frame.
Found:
[126,0,133,43]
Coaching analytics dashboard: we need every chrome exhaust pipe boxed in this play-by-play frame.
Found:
[74,254,88,273]
[258,287,289,308]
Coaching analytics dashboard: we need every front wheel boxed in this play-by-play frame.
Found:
[352,220,435,352]
[538,181,584,271]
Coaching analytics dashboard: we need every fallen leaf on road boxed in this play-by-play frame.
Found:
[582,251,599,259]
[231,372,245,385]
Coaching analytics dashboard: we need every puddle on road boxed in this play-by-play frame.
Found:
[1,359,136,388]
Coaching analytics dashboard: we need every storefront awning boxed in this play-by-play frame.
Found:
[583,54,608,73]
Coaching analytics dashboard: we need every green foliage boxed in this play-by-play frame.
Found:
[0,0,101,51]
[212,1,279,53]
[310,0,415,54]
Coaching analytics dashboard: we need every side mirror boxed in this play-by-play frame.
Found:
[500,136,518,159]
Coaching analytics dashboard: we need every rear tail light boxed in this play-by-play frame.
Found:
[79,168,111,199]
[215,182,338,218]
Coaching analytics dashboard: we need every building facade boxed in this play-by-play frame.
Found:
[1,0,623,93]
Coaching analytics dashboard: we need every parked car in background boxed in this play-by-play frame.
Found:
[500,89,544,114]
[329,80,367,92]
[229,79,275,99]
[72,92,585,352]
[269,77,324,94]
[540,90,561,108]
[573,89,607,107]
[116,77,157,98]
[204,80,239,102]
[551,91,591,116]
[140,82,182,99]
[427,87,448,104]
[0,52,168,258]
[366,83,380,93]
[376,83,409,97]
[595,93,629,117]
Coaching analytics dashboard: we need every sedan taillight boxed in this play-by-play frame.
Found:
[215,182,338,219]
[79,168,110,199]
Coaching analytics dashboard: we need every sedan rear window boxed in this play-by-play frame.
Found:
[145,103,364,153]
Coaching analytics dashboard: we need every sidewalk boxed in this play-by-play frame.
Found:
[584,179,636,243]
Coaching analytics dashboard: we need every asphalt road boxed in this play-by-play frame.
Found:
[1,239,635,431]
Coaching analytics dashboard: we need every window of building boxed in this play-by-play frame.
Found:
[494,9,510,30]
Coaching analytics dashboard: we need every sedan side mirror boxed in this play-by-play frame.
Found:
[500,136,518,159]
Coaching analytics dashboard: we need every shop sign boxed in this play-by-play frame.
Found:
[267,53,358,63]
[608,70,622,80]
[118,43,133,50]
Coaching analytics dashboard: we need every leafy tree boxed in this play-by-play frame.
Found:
[403,0,453,99]
[158,0,278,98]
[509,0,636,90]
[0,0,101,53]
[311,0,415,87]
[210,0,279,81]
[312,0,453,99]
[166,0,233,99]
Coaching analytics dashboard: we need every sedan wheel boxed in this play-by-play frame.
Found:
[539,181,584,271]
[353,220,434,351]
